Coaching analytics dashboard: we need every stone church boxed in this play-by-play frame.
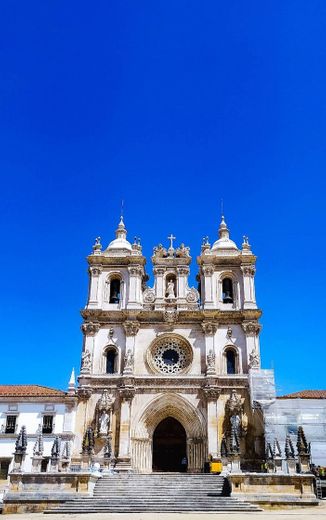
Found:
[74,215,264,473]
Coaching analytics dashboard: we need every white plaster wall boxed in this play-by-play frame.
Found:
[0,401,76,474]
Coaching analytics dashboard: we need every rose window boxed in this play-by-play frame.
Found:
[148,336,192,374]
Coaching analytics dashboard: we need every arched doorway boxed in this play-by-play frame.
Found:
[152,417,187,472]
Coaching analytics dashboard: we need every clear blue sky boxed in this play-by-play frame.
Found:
[0,1,325,394]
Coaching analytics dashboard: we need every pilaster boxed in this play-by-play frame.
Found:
[201,321,217,375]
[201,265,215,309]
[241,265,257,309]
[88,266,103,308]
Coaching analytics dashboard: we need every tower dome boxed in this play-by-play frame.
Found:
[105,217,132,255]
[211,216,239,254]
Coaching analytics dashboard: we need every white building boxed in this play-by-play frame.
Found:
[0,383,76,484]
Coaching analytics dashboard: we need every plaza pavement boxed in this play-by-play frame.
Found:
[3,502,326,520]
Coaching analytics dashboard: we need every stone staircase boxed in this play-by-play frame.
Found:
[44,473,262,513]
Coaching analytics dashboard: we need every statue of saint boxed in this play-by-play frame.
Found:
[249,348,260,368]
[166,280,175,299]
[81,350,92,372]
[124,349,134,370]
[99,411,110,435]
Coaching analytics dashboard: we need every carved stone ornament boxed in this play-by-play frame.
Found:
[107,328,116,346]
[81,349,92,373]
[89,265,103,276]
[175,244,190,258]
[206,349,216,375]
[123,321,140,336]
[186,288,199,303]
[153,267,165,275]
[225,390,243,416]
[77,387,92,401]
[202,265,214,276]
[241,265,256,277]
[128,266,143,276]
[97,389,114,413]
[177,267,190,275]
[124,349,134,372]
[164,309,178,323]
[248,347,260,368]
[119,385,135,401]
[242,321,262,336]
[143,288,155,304]
[202,384,220,400]
[201,321,217,335]
[153,245,168,258]
[81,321,100,336]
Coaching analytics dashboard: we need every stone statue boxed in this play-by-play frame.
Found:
[99,411,110,435]
[81,349,92,372]
[207,349,216,369]
[124,349,134,371]
[166,280,175,299]
[249,347,260,368]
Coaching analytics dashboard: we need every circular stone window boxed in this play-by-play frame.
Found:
[147,335,193,375]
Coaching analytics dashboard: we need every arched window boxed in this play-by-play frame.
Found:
[222,278,233,304]
[226,349,236,374]
[109,278,121,304]
[106,349,118,374]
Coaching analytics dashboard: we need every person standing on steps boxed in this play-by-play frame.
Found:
[181,455,188,472]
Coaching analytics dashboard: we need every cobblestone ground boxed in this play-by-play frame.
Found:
[3,502,326,520]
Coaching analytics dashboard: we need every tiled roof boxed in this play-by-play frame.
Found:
[278,390,326,400]
[0,385,66,397]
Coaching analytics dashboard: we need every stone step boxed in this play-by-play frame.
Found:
[44,474,262,514]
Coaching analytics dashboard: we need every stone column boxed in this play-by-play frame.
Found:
[242,321,262,371]
[202,265,214,309]
[176,266,189,302]
[241,265,256,309]
[88,266,102,308]
[154,267,165,309]
[123,321,139,375]
[203,387,220,459]
[117,387,135,470]
[127,266,143,309]
[201,321,217,375]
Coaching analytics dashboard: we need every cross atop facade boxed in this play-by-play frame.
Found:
[167,233,176,249]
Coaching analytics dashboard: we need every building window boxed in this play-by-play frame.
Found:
[106,349,118,374]
[5,415,17,434]
[222,278,234,303]
[0,459,11,479]
[109,279,121,304]
[226,349,236,374]
[42,415,54,434]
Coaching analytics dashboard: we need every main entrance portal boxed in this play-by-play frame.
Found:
[152,417,187,472]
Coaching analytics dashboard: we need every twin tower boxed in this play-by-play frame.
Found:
[75,216,263,472]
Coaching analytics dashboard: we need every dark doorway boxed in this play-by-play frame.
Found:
[152,417,187,472]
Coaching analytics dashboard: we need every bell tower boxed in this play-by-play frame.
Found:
[197,216,262,374]
[86,217,146,311]
[143,235,199,312]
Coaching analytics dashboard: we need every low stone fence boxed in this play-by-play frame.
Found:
[3,472,98,514]
[230,472,318,507]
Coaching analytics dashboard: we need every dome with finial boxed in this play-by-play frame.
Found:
[105,216,132,255]
[211,216,239,255]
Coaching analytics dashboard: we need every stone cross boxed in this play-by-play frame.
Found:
[167,234,176,249]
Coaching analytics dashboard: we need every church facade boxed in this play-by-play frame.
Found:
[74,216,264,473]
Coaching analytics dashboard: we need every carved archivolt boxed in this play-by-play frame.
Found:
[146,334,193,375]
[132,393,206,439]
